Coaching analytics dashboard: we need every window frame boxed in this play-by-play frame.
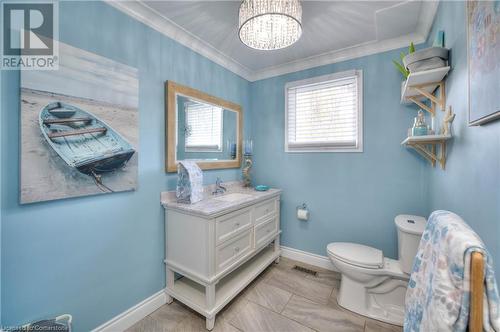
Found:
[284,69,363,153]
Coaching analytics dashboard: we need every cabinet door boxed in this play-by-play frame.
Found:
[254,216,278,249]
[216,207,252,245]
[215,229,253,273]
[253,199,277,225]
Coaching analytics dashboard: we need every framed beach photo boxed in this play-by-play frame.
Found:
[20,41,139,204]
[467,1,500,126]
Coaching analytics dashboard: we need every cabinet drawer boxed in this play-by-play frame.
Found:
[216,229,253,273]
[216,208,252,244]
[255,216,278,248]
[254,199,277,225]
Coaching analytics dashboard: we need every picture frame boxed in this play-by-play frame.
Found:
[467,1,500,126]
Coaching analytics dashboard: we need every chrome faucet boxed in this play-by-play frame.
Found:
[212,177,227,195]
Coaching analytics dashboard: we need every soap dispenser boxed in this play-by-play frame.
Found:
[412,110,428,136]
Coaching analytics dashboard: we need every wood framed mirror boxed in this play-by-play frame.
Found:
[165,81,243,172]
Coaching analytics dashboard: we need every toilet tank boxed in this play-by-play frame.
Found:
[395,215,427,274]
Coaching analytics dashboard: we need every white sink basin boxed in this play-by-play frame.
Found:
[213,193,252,202]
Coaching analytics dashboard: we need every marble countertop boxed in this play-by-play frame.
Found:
[161,181,281,218]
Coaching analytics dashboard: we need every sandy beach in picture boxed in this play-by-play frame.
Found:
[20,41,139,204]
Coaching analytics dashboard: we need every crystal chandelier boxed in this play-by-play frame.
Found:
[238,0,302,50]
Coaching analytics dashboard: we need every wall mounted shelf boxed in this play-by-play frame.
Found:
[401,135,451,169]
[400,66,451,169]
[401,66,450,115]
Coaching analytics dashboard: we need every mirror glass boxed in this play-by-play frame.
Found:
[176,95,238,161]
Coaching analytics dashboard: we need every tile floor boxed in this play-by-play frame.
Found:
[127,258,403,332]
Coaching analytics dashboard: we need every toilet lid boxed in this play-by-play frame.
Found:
[327,242,384,269]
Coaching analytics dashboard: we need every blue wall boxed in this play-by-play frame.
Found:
[249,49,429,260]
[0,2,249,331]
[427,1,500,279]
[2,1,499,330]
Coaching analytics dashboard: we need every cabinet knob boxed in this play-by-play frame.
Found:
[235,223,240,227]
[235,247,240,252]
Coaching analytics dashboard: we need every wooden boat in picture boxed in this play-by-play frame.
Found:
[39,102,135,178]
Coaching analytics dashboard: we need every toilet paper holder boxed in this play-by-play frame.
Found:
[296,203,307,211]
[296,203,309,221]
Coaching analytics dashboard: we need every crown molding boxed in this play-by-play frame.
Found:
[249,32,426,81]
[105,0,254,81]
[417,0,440,42]
[105,0,438,83]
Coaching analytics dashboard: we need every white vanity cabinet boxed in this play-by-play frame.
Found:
[162,191,281,330]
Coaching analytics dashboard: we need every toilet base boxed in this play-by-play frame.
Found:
[337,274,407,326]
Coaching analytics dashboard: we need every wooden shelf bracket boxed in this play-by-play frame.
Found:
[407,141,446,169]
[406,80,446,116]
[401,135,451,170]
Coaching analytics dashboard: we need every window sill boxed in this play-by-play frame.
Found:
[285,147,363,153]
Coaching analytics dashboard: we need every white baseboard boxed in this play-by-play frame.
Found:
[92,290,167,332]
[280,245,338,272]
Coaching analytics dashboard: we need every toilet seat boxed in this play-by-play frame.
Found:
[327,242,384,269]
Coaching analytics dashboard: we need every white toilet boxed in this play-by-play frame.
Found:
[327,215,426,326]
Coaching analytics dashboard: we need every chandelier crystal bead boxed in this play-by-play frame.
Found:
[238,0,302,50]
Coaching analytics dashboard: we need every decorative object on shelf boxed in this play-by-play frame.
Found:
[20,41,139,204]
[467,1,500,125]
[395,32,448,77]
[433,30,445,48]
[176,160,203,204]
[238,0,302,50]
[403,46,449,74]
[411,110,429,136]
[255,185,269,192]
[440,107,456,136]
[392,42,415,79]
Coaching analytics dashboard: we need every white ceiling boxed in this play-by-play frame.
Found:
[108,1,439,81]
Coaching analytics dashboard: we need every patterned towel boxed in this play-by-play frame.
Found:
[176,160,203,204]
[404,210,500,331]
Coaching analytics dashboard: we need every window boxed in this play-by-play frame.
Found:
[184,102,223,152]
[285,70,363,152]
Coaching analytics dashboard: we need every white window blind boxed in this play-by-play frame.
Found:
[286,70,362,152]
[185,102,222,151]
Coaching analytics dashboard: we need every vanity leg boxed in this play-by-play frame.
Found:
[166,267,175,304]
[206,283,216,307]
[205,283,216,330]
[274,236,281,264]
[206,317,215,331]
